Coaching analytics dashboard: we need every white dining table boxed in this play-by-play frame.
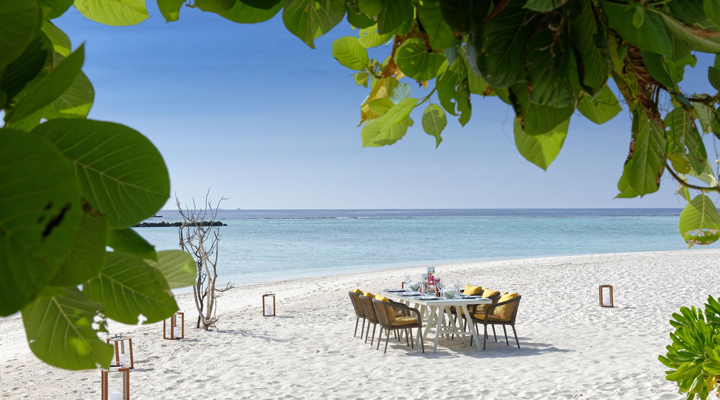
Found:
[379,290,492,353]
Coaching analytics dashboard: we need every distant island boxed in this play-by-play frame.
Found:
[133,221,227,228]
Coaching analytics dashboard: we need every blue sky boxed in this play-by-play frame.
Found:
[54,4,716,210]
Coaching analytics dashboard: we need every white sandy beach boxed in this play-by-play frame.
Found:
[1,249,719,399]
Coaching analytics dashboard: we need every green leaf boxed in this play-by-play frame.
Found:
[332,36,368,71]
[83,252,178,324]
[367,98,394,115]
[283,0,346,49]
[709,66,720,90]
[33,119,170,229]
[467,64,490,95]
[157,0,185,22]
[41,21,71,57]
[388,80,412,103]
[358,25,393,48]
[633,6,645,28]
[422,104,447,148]
[5,44,84,124]
[641,50,676,90]
[48,211,107,287]
[418,0,459,50]
[0,129,82,316]
[619,110,667,196]
[0,0,41,71]
[686,158,718,187]
[358,0,383,17]
[40,70,95,120]
[693,100,716,133]
[569,1,608,91]
[514,117,569,171]
[476,0,532,88]
[377,0,413,34]
[73,0,150,26]
[0,34,50,108]
[219,0,282,23]
[706,0,720,29]
[665,107,707,174]
[510,83,574,135]
[40,0,74,19]
[602,0,672,58]
[577,86,622,124]
[524,27,576,108]
[22,287,113,370]
[676,181,691,202]
[439,0,490,33]
[395,39,446,81]
[668,0,717,30]
[196,0,236,12]
[108,227,156,261]
[524,0,566,12]
[145,250,196,289]
[240,0,282,10]
[379,97,417,133]
[437,58,472,126]
[346,8,375,29]
[616,173,640,198]
[678,194,720,247]
[660,13,720,53]
[361,116,412,147]
[354,72,369,87]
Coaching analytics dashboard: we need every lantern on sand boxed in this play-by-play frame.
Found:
[163,311,184,339]
[599,285,614,308]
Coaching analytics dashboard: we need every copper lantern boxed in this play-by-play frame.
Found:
[599,285,614,308]
[106,334,134,369]
[101,365,130,400]
[163,311,184,340]
[262,293,275,317]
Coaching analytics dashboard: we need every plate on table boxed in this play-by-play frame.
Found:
[386,289,407,292]
[402,293,422,297]
[420,296,440,300]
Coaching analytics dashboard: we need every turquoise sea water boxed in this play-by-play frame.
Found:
[136,209,701,285]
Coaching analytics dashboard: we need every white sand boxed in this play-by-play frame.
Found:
[1,249,719,399]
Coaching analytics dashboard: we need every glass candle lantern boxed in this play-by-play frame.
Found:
[163,312,184,340]
[599,285,614,307]
[262,293,276,317]
[106,334,134,369]
[101,366,130,400]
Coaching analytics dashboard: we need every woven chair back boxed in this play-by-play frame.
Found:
[348,292,365,319]
[358,295,378,324]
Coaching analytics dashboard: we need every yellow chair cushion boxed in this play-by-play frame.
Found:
[351,288,362,294]
[494,292,519,320]
[375,294,389,302]
[394,316,418,325]
[464,284,482,295]
[482,289,499,298]
[373,294,396,323]
[362,291,374,298]
[473,313,505,321]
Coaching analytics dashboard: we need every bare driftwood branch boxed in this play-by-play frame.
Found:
[176,190,232,330]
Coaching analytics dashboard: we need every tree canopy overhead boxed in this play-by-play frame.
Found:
[2,0,720,378]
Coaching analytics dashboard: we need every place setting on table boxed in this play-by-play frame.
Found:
[378,268,492,353]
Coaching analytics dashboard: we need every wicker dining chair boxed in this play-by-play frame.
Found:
[469,295,522,350]
[348,291,366,339]
[371,298,425,354]
[358,294,381,345]
[450,289,501,340]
